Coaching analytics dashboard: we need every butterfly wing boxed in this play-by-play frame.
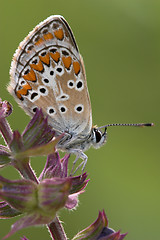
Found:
[9,15,92,137]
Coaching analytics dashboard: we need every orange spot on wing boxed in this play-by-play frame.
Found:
[16,92,23,100]
[62,56,72,69]
[43,32,54,40]
[30,60,44,72]
[24,83,32,91]
[23,68,37,81]
[54,29,64,40]
[50,51,60,63]
[73,61,80,75]
[17,83,32,96]
[39,53,50,65]
[35,38,44,45]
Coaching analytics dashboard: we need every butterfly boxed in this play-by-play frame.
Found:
[8,15,153,174]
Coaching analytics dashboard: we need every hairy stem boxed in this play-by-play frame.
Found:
[47,216,67,240]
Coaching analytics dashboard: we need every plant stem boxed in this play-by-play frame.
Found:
[47,216,67,240]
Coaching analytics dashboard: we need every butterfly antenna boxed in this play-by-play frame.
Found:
[98,122,154,130]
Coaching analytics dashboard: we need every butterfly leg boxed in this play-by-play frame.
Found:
[70,150,88,176]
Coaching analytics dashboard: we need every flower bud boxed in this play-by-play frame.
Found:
[0,100,12,119]
[22,109,55,149]
[73,210,127,240]
[1,176,73,239]
[37,177,72,215]
[0,176,37,212]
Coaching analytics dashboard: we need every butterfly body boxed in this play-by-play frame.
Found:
[57,127,106,152]
[8,15,107,172]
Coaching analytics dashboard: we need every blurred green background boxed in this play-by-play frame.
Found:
[0,0,159,239]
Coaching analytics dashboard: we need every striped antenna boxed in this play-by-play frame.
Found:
[97,123,154,130]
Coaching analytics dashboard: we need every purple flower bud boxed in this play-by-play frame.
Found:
[97,227,115,239]
[0,99,12,119]
[65,193,79,209]
[69,173,89,195]
[0,109,62,176]
[39,151,70,180]
[9,109,57,156]
[0,176,37,212]
[22,109,55,149]
[38,177,72,214]
[1,176,73,239]
[98,230,127,240]
[0,100,13,144]
[64,173,89,210]
[39,151,89,210]
[73,210,127,240]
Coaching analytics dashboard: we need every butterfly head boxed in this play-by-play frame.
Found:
[91,127,107,149]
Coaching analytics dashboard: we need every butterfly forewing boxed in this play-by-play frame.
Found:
[9,15,92,136]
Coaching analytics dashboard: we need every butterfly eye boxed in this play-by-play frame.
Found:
[94,130,102,143]
[91,128,107,149]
